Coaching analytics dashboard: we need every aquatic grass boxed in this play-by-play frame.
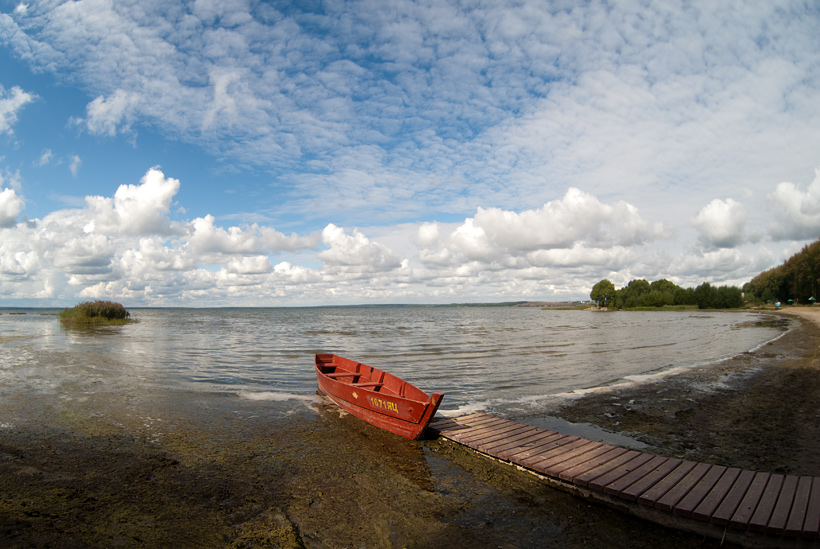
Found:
[59,300,136,325]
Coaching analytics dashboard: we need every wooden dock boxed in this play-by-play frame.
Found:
[429,413,820,548]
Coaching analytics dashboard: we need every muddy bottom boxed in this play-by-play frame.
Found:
[0,390,730,548]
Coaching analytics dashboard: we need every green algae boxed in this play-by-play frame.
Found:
[0,376,733,548]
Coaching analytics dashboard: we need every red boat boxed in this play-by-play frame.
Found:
[314,354,444,440]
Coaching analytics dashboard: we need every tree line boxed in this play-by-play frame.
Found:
[743,238,820,305]
[591,237,820,310]
[590,278,744,310]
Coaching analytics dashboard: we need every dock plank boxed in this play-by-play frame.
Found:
[636,460,697,507]
[435,413,486,427]
[534,441,605,476]
[690,467,740,522]
[430,413,820,544]
[427,418,464,432]
[445,418,511,441]
[494,431,565,460]
[498,433,578,463]
[766,474,798,535]
[785,476,813,537]
[655,462,712,511]
[803,477,820,539]
[471,423,538,447]
[601,455,670,497]
[429,415,493,435]
[451,415,510,430]
[521,439,595,470]
[508,434,579,464]
[543,443,612,478]
[455,421,532,446]
[748,473,784,532]
[560,447,632,484]
[481,428,552,455]
[583,451,654,490]
[673,465,727,517]
[708,468,755,526]
[729,472,771,530]
[445,413,500,429]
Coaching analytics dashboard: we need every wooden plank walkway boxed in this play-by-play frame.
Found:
[429,413,820,547]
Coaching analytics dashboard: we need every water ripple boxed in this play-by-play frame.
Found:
[0,307,788,415]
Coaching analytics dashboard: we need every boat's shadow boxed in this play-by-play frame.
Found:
[312,394,436,492]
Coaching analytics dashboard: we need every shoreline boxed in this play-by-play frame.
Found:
[572,309,790,393]
[552,307,820,476]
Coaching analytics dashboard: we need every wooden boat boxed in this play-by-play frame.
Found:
[314,354,444,440]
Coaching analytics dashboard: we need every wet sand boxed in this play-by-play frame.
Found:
[1,309,816,547]
[554,308,820,477]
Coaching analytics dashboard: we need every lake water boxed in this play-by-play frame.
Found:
[7,306,783,547]
[0,307,786,420]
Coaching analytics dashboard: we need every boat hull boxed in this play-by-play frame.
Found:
[315,354,444,440]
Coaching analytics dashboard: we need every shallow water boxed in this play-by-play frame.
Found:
[0,307,784,547]
[0,307,786,418]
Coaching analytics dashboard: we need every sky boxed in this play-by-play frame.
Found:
[0,0,819,307]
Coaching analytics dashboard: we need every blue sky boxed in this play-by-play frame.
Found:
[1,0,819,306]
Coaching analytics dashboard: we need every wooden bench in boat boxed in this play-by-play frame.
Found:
[429,413,820,547]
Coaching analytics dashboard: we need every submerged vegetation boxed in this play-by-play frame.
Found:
[59,300,135,325]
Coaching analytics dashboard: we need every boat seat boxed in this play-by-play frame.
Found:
[325,372,357,378]
[352,382,383,388]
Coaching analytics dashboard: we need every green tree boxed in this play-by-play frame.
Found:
[714,285,744,308]
[642,290,674,307]
[617,279,651,308]
[743,239,820,303]
[694,282,715,309]
[650,279,680,295]
[590,279,616,308]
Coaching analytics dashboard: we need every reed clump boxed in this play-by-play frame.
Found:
[59,301,135,325]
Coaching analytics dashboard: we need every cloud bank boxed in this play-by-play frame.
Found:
[0,1,818,305]
[0,168,816,306]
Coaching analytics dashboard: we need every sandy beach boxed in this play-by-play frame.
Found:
[0,308,817,547]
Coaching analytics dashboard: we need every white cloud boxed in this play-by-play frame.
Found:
[0,187,23,227]
[85,89,140,136]
[226,255,272,275]
[417,189,668,268]
[669,246,777,288]
[769,169,820,241]
[691,198,746,248]
[473,188,666,251]
[0,84,34,134]
[37,149,53,166]
[318,224,402,271]
[54,232,115,276]
[0,167,812,305]
[86,167,180,236]
[188,214,318,255]
[0,168,320,303]
[69,155,81,177]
